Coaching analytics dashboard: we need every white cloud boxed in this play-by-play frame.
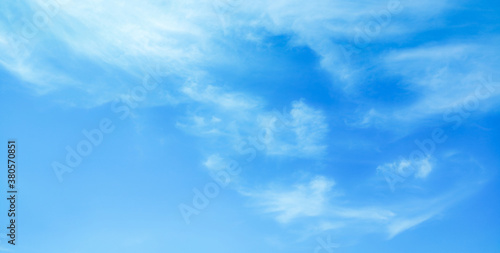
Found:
[181,81,260,110]
[377,156,433,181]
[177,99,328,158]
[245,174,397,226]
[0,0,227,106]
[248,176,335,223]
[203,154,226,172]
[259,100,328,157]
[356,41,500,129]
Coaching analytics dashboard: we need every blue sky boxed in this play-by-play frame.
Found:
[0,0,500,252]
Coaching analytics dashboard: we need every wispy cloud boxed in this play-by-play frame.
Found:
[354,41,500,129]
[243,174,403,238]
[245,176,335,223]
[387,213,435,239]
[177,99,329,158]
[377,156,433,181]
[259,100,328,157]
[0,0,460,106]
[181,81,261,110]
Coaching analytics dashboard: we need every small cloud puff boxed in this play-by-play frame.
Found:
[376,156,433,191]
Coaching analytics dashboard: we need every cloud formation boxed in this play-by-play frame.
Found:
[246,176,335,223]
